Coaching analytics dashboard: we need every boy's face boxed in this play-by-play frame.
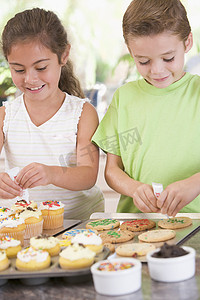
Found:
[128,32,192,88]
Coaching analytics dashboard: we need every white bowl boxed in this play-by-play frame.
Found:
[146,246,196,282]
[91,257,142,296]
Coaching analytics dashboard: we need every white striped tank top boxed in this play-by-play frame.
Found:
[3,93,104,220]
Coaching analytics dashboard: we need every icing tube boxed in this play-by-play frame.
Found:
[6,167,30,204]
[152,182,163,198]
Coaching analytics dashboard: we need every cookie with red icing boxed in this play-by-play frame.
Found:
[120,219,156,232]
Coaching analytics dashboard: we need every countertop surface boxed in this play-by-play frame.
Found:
[1,217,200,300]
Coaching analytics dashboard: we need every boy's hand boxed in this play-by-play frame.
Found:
[16,163,52,189]
[0,172,22,199]
[157,175,200,216]
[132,183,160,213]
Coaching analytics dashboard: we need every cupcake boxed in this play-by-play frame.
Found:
[16,247,51,271]
[59,243,96,270]
[15,207,43,239]
[0,217,25,246]
[0,236,21,258]
[0,250,10,272]
[11,200,37,213]
[71,232,103,254]
[0,207,15,220]
[30,235,60,256]
[39,201,64,229]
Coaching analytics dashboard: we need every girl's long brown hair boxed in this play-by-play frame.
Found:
[2,8,84,98]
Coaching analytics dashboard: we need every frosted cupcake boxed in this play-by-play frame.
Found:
[0,207,15,220]
[30,235,60,256]
[71,232,103,254]
[39,201,64,229]
[0,236,21,258]
[16,247,51,271]
[0,250,10,271]
[59,243,96,270]
[0,217,25,246]
[15,207,43,239]
[11,200,37,213]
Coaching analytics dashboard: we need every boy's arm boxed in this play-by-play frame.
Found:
[105,152,159,212]
[16,102,100,191]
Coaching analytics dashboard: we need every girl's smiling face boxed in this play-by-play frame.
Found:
[7,40,68,102]
[128,32,193,88]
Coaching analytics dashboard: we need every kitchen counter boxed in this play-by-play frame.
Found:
[1,219,200,300]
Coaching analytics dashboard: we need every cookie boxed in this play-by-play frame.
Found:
[62,228,97,240]
[86,219,120,231]
[116,243,156,257]
[138,229,176,243]
[158,217,192,229]
[120,219,156,232]
[100,230,134,244]
[103,243,115,253]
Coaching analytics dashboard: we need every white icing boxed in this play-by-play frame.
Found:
[30,236,59,249]
[0,207,14,219]
[0,217,25,228]
[60,243,95,261]
[17,247,49,262]
[71,232,102,245]
[39,201,64,210]
[16,208,42,220]
[0,238,21,249]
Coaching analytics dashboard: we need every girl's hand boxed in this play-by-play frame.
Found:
[0,172,22,199]
[157,175,200,216]
[132,183,160,213]
[16,163,52,189]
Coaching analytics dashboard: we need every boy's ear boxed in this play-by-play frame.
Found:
[61,44,71,65]
[185,32,193,53]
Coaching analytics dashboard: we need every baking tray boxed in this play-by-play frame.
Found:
[0,246,110,285]
[87,212,200,261]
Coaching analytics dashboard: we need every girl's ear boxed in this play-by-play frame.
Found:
[61,44,71,65]
[185,32,193,53]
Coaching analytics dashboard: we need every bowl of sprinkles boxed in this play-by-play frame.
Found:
[91,258,141,296]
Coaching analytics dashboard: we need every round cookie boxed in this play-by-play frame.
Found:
[100,230,134,244]
[120,219,156,232]
[86,219,120,231]
[116,243,156,257]
[138,229,176,243]
[158,217,192,229]
[103,243,115,253]
[62,228,97,240]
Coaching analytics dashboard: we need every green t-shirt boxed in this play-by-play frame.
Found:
[92,72,200,213]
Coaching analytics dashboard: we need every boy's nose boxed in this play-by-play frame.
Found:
[150,61,164,74]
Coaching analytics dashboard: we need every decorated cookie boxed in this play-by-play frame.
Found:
[120,219,156,232]
[100,230,134,244]
[138,229,176,243]
[116,243,156,257]
[62,228,97,240]
[86,219,120,231]
[158,217,192,229]
[103,243,115,253]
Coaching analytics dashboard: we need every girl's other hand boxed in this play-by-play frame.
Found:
[0,172,22,199]
[157,174,200,216]
[132,183,160,213]
[16,163,52,189]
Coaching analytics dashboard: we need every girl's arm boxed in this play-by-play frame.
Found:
[105,153,159,212]
[16,102,100,191]
[0,106,22,198]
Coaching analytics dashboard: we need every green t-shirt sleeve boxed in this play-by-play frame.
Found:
[92,89,121,156]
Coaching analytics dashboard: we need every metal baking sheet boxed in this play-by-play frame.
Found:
[0,246,110,282]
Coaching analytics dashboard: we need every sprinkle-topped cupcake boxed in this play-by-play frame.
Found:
[30,235,60,256]
[71,232,103,254]
[0,250,10,271]
[0,236,21,258]
[11,200,37,213]
[16,207,43,239]
[0,207,15,220]
[39,200,64,229]
[0,217,25,246]
[16,247,51,271]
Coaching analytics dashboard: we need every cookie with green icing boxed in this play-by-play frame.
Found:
[86,219,120,231]
[99,230,134,244]
[158,217,192,229]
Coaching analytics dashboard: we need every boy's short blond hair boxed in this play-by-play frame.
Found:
[123,0,191,44]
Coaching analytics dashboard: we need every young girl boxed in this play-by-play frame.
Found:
[0,8,104,219]
[92,0,200,217]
